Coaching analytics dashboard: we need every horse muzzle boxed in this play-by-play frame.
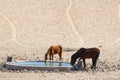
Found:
[70,62,74,66]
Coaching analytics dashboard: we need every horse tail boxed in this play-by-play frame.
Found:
[59,45,62,53]
[95,53,99,60]
[95,49,100,60]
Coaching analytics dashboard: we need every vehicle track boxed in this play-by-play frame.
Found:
[66,0,84,46]
[0,13,27,47]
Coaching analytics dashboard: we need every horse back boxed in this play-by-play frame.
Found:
[81,48,100,59]
[51,45,62,54]
[86,48,100,53]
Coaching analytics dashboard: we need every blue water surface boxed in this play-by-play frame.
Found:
[11,61,71,67]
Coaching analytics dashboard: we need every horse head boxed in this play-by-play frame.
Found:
[70,52,80,66]
[70,54,76,66]
[70,48,86,66]
[45,53,48,61]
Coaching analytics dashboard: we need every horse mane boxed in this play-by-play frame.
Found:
[79,48,86,52]
[45,46,53,60]
[72,48,86,60]
[46,46,53,54]
[75,48,86,55]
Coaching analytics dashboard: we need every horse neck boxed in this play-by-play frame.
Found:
[46,46,53,55]
[73,53,80,60]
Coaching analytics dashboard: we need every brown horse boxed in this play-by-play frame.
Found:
[45,45,62,61]
[70,47,100,69]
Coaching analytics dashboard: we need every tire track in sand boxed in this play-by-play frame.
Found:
[66,0,84,46]
[109,5,120,45]
[119,5,120,20]
[0,13,27,47]
[0,13,16,40]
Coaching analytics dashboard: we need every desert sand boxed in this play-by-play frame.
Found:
[0,0,120,80]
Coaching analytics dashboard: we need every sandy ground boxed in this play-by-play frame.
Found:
[0,0,120,80]
[0,50,120,80]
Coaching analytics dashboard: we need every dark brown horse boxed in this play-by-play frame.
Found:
[45,45,63,61]
[70,47,100,69]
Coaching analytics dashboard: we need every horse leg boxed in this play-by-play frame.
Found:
[93,58,98,69]
[59,46,62,61]
[58,53,62,61]
[83,58,86,68]
[91,58,96,69]
[92,53,99,69]
[94,60,97,69]
[49,55,52,61]
[51,54,54,61]
[91,58,94,69]
[93,53,99,69]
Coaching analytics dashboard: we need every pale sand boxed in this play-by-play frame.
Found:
[0,0,120,80]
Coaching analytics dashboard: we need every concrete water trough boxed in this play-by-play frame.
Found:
[5,61,72,71]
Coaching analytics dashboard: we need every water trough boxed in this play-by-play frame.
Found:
[5,61,72,71]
